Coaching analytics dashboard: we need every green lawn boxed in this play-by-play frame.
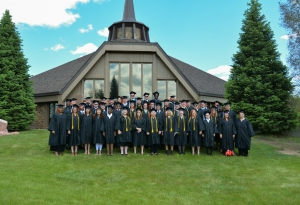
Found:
[0,130,299,205]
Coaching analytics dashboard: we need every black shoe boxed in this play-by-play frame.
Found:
[170,151,173,155]
[155,153,158,155]
[166,150,169,156]
[150,152,154,155]
[182,152,185,155]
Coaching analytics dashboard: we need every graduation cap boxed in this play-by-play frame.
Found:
[224,110,230,114]
[130,91,136,95]
[107,105,113,109]
[71,98,77,101]
[175,102,180,105]
[109,98,114,100]
[178,107,185,111]
[136,108,142,112]
[156,102,162,106]
[79,102,86,106]
[166,107,173,111]
[100,102,106,106]
[210,106,217,110]
[150,108,157,112]
[170,95,175,98]
[153,91,159,95]
[57,104,64,108]
[224,102,231,106]
[192,101,198,105]
[136,97,142,100]
[85,97,91,100]
[102,97,107,100]
[199,100,206,104]
[72,104,79,109]
[186,100,190,103]
[214,100,221,104]
[142,101,149,105]
[143,92,150,96]
[122,96,128,99]
[129,100,135,104]
[149,100,155,104]
[238,110,245,114]
[64,99,70,102]
[93,100,99,104]
[122,106,129,110]
[164,99,170,102]
[115,102,122,106]
[85,105,92,109]
[204,110,211,115]
[180,100,187,103]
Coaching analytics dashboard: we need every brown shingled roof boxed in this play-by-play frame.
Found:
[169,56,226,97]
[31,43,225,98]
[31,53,94,95]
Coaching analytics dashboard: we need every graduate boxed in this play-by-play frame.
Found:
[93,108,105,155]
[202,111,216,155]
[235,110,255,156]
[103,105,117,156]
[142,101,150,119]
[132,108,147,154]
[48,104,69,156]
[162,107,178,155]
[136,97,143,110]
[187,109,203,155]
[69,104,81,156]
[146,108,162,155]
[116,107,132,155]
[210,106,221,151]
[224,102,237,123]
[81,105,93,155]
[63,99,72,114]
[175,108,188,154]
[219,110,236,154]
[113,102,122,118]
[179,100,190,118]
[129,100,136,119]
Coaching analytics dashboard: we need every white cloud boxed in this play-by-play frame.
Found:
[281,33,298,40]
[51,44,65,51]
[70,43,98,55]
[97,27,109,37]
[207,65,232,81]
[93,0,110,3]
[0,0,89,28]
[79,24,94,33]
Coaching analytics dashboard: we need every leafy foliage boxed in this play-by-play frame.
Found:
[226,0,298,133]
[0,10,36,130]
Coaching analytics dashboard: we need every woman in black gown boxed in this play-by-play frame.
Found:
[132,108,147,154]
[69,104,81,155]
[93,108,105,155]
[219,110,236,154]
[81,105,93,155]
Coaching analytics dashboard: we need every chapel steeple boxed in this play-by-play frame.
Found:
[108,0,150,42]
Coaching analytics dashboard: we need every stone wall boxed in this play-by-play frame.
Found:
[30,103,49,129]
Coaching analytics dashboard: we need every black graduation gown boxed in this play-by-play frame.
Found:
[80,114,93,144]
[142,110,150,120]
[228,110,237,123]
[188,117,203,146]
[162,116,178,145]
[147,117,162,146]
[129,109,136,119]
[198,108,208,121]
[69,114,81,146]
[113,109,122,118]
[132,117,147,146]
[235,119,255,150]
[202,119,216,147]
[64,106,72,115]
[116,115,132,146]
[175,116,188,145]
[180,107,190,118]
[93,116,105,144]
[220,119,236,150]
[48,113,69,151]
[104,114,117,144]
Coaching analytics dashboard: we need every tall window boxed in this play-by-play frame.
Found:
[110,63,152,97]
[157,80,177,100]
[84,79,104,99]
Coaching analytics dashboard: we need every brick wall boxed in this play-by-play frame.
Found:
[30,103,49,129]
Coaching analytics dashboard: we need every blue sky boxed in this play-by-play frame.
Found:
[0,0,289,80]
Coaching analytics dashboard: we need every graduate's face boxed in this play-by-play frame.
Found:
[179,111,184,116]
[239,112,245,119]
[137,100,141,104]
[164,102,169,107]
[154,94,159,98]
[193,104,198,108]
[136,110,141,117]
[150,103,155,108]
[224,113,229,119]
[66,101,70,106]
[94,103,99,108]
[130,93,135,98]
[85,108,91,114]
[86,99,91,104]
[143,103,148,109]
[191,110,197,117]
[96,109,102,115]
[167,111,172,116]
[156,105,161,110]
[151,111,156,117]
[205,113,210,119]
[58,107,63,113]
[72,108,78,113]
[108,108,112,114]
[130,103,135,108]
[182,102,186,107]
[122,109,128,115]
[144,95,149,99]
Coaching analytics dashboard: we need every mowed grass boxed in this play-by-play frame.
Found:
[0,130,300,205]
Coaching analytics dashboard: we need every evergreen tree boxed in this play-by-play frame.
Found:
[0,10,36,130]
[110,76,118,98]
[225,0,298,133]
